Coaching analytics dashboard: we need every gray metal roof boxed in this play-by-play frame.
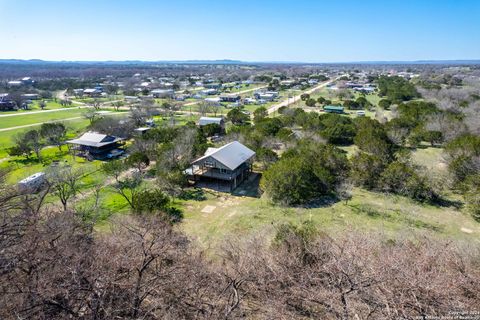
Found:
[199,117,223,126]
[192,141,255,170]
[66,132,121,147]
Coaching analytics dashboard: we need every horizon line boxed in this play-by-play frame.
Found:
[1,58,480,65]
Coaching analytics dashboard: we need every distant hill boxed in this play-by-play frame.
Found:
[0,59,479,65]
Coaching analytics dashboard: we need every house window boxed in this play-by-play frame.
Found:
[220,168,229,174]
[204,160,215,168]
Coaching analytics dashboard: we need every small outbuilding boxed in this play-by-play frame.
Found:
[324,105,344,114]
[198,116,225,129]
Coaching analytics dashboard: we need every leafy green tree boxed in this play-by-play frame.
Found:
[305,98,316,107]
[317,96,327,105]
[444,134,480,185]
[200,123,222,137]
[378,99,392,110]
[342,100,359,110]
[376,75,419,102]
[276,127,294,141]
[256,147,278,169]
[227,108,250,125]
[261,142,349,205]
[379,161,436,202]
[261,156,316,205]
[350,153,387,189]
[354,118,394,159]
[40,122,66,150]
[132,189,170,215]
[318,114,356,145]
[463,175,480,221]
[300,93,310,101]
[355,96,370,109]
[423,130,443,146]
[255,117,283,136]
[253,106,268,124]
[125,152,150,173]
[11,130,44,161]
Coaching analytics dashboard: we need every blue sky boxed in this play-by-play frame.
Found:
[0,0,479,62]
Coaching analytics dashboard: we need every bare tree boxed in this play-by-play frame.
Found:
[46,164,84,211]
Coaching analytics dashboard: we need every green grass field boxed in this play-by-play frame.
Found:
[0,100,74,115]
[0,108,88,129]
[178,186,479,251]
[0,118,91,158]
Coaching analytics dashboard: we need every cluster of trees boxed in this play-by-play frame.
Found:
[343,96,371,110]
[377,75,420,102]
[8,123,67,161]
[256,108,440,204]
[261,142,349,205]
[444,134,480,220]
[300,93,333,108]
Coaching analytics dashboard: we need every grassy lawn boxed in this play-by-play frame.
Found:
[0,108,87,129]
[0,100,74,115]
[0,118,91,158]
[2,145,103,183]
[178,186,480,251]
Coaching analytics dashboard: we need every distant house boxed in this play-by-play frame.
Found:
[66,132,124,160]
[201,88,218,95]
[324,105,344,114]
[265,91,279,97]
[204,97,221,105]
[255,93,275,101]
[83,88,102,97]
[125,95,141,102]
[220,95,241,103]
[151,89,174,98]
[0,94,16,111]
[199,116,225,129]
[243,97,256,105]
[7,81,22,86]
[21,77,34,85]
[73,89,84,96]
[186,141,255,191]
[21,93,39,100]
[204,83,222,89]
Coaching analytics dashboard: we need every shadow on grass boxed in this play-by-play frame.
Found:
[302,195,340,209]
[179,188,208,201]
[232,173,261,198]
[431,196,463,210]
[9,157,42,166]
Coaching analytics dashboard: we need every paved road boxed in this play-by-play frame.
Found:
[267,77,341,115]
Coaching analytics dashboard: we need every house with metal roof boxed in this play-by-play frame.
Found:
[66,132,124,160]
[323,105,344,114]
[198,116,225,129]
[186,141,255,191]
